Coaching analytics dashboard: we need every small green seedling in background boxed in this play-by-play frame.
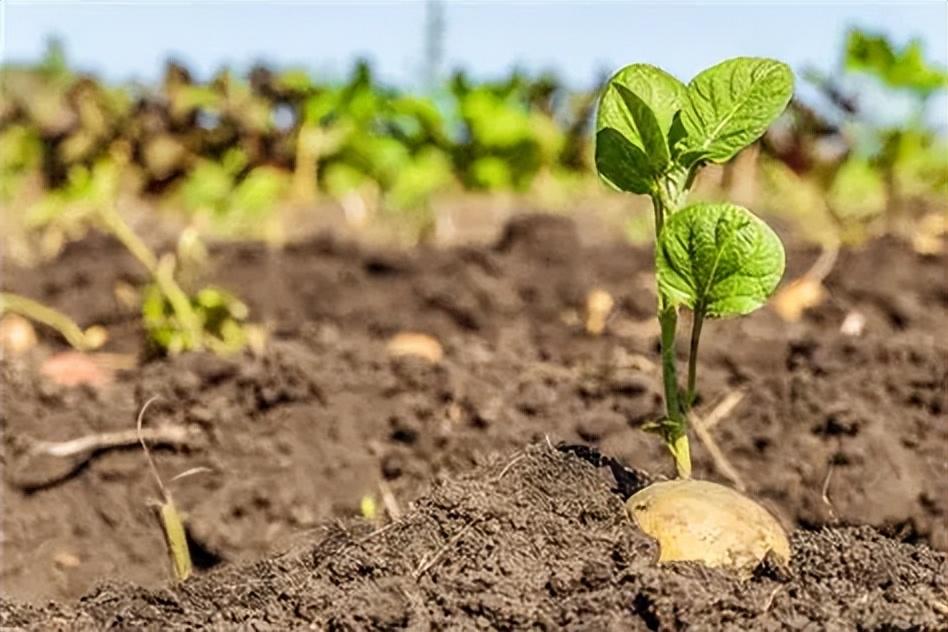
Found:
[61,159,253,355]
[596,58,793,478]
[97,200,252,356]
[137,396,192,582]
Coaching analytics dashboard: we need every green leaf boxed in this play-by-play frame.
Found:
[595,128,653,194]
[657,203,785,318]
[613,84,670,170]
[845,29,948,96]
[598,64,689,141]
[595,64,688,189]
[680,57,793,164]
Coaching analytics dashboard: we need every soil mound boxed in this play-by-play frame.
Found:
[2,445,945,630]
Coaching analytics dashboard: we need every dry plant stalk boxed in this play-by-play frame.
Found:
[137,396,193,582]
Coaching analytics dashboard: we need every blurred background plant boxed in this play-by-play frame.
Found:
[1,26,945,256]
[1,40,598,251]
[759,28,947,249]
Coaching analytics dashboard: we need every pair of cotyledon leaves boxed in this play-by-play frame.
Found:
[595,58,793,320]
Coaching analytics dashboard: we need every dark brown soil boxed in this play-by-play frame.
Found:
[2,446,946,630]
[2,214,946,627]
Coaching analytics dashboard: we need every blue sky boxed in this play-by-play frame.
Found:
[2,1,946,95]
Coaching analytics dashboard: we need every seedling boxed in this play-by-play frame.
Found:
[597,57,792,477]
[595,57,793,570]
[136,396,192,582]
[97,202,251,355]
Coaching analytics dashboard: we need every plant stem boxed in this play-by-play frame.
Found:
[97,205,204,349]
[686,311,704,410]
[652,171,692,478]
[98,204,159,275]
[0,292,101,351]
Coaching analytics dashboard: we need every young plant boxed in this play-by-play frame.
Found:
[137,396,196,582]
[94,165,253,355]
[103,207,252,356]
[596,58,793,479]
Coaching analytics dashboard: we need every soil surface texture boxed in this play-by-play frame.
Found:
[2,446,946,630]
[2,214,946,627]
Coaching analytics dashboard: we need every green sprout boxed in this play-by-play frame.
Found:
[101,204,251,356]
[595,58,793,478]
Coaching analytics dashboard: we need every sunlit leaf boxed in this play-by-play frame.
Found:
[657,202,785,318]
[680,58,794,164]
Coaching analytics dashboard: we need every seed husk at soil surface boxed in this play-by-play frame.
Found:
[1,216,946,619]
[627,479,791,574]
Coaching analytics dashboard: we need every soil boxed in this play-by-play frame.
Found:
[1,214,946,628]
[2,445,947,630]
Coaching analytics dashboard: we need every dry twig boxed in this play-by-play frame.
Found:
[492,452,527,483]
[30,424,190,458]
[820,461,838,523]
[690,391,747,491]
[378,479,402,520]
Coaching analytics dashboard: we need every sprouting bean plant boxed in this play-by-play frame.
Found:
[595,58,794,478]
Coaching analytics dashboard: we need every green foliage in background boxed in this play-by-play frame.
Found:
[1,43,597,243]
[2,33,945,253]
[760,28,948,244]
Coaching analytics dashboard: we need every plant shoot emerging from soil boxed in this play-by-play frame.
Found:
[596,58,793,477]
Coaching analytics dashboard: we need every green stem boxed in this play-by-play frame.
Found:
[649,194,664,234]
[0,292,102,351]
[156,254,205,349]
[658,304,691,478]
[98,204,159,276]
[652,171,692,478]
[686,311,704,410]
[658,306,681,421]
[97,205,204,349]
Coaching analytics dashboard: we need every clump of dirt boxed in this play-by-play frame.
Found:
[2,214,946,605]
[1,446,945,630]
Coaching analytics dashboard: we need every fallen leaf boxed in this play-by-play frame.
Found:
[911,213,945,255]
[840,311,866,337]
[40,352,117,388]
[53,551,81,569]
